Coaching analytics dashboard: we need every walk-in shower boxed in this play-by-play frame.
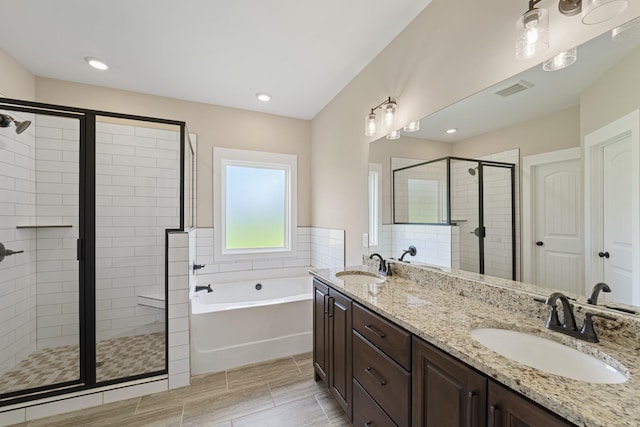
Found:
[0,98,187,406]
[393,156,515,279]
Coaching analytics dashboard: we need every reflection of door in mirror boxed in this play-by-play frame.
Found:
[524,148,583,294]
[585,111,640,307]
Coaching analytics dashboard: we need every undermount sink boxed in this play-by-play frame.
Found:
[470,328,627,384]
[335,271,386,285]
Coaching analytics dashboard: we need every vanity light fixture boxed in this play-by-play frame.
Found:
[386,130,401,140]
[543,47,577,71]
[84,56,108,70]
[256,93,271,102]
[516,0,549,60]
[403,120,420,132]
[364,97,397,137]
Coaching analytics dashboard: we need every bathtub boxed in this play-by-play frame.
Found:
[190,274,313,374]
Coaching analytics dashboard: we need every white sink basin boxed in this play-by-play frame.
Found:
[470,328,627,384]
[335,271,385,285]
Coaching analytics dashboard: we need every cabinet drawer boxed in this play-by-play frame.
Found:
[353,331,411,427]
[353,302,411,370]
[353,379,397,427]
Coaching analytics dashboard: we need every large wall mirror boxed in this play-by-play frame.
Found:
[368,17,640,313]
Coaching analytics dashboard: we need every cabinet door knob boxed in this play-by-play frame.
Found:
[598,251,610,259]
[535,241,544,246]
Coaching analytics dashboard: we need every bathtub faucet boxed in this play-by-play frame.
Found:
[195,284,213,293]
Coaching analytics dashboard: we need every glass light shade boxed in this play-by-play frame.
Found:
[612,16,640,42]
[386,130,400,140]
[543,48,577,71]
[582,0,628,25]
[365,112,377,136]
[382,101,397,127]
[515,8,549,60]
[403,120,420,132]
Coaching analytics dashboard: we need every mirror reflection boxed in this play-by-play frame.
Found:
[368,19,640,311]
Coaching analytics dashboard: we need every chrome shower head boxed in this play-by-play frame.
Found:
[0,114,31,134]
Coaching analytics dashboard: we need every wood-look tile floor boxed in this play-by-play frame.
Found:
[12,353,352,427]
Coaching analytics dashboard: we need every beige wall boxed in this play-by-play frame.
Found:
[452,106,580,159]
[311,0,640,264]
[0,48,36,100]
[33,78,311,228]
[581,45,640,137]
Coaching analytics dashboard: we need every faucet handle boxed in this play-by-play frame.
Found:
[580,312,617,343]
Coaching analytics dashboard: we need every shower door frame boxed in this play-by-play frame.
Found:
[391,156,516,280]
[0,97,186,407]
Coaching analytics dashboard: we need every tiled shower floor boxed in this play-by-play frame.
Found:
[0,332,165,395]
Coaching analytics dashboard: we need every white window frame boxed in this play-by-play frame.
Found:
[213,147,297,261]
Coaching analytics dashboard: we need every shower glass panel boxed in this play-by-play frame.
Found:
[450,159,480,274]
[94,117,179,382]
[0,110,82,396]
[393,158,448,223]
[482,164,514,279]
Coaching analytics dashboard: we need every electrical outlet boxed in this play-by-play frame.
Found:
[362,233,369,247]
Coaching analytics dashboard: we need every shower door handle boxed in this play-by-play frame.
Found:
[77,239,83,261]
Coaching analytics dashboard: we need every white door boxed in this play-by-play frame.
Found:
[533,159,583,294]
[602,135,633,303]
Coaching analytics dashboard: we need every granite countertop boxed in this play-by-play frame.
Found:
[309,264,640,427]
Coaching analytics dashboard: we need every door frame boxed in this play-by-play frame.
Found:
[584,110,640,304]
[522,147,581,284]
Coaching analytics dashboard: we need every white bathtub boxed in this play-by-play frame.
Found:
[190,274,313,374]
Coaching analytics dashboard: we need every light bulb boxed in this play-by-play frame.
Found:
[516,8,548,60]
[386,130,400,140]
[383,101,397,127]
[365,112,377,137]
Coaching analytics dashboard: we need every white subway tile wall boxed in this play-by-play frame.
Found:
[168,231,190,389]
[0,111,38,376]
[193,226,344,277]
[95,122,180,341]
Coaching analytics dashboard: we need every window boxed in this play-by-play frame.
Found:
[214,148,297,260]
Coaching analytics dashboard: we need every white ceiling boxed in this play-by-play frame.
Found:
[0,0,432,120]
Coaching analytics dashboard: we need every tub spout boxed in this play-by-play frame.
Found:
[195,284,213,293]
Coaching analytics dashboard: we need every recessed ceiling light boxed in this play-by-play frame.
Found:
[446,128,457,134]
[85,57,108,71]
[256,93,271,102]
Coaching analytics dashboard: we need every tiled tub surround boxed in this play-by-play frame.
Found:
[193,226,344,276]
[310,263,640,427]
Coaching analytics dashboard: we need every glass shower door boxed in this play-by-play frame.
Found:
[0,109,82,398]
[450,159,480,273]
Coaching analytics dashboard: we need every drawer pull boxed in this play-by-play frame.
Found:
[467,391,476,427]
[489,404,499,427]
[364,324,386,338]
[328,296,334,317]
[365,366,387,386]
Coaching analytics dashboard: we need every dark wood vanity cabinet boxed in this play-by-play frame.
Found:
[353,302,412,427]
[487,381,575,427]
[412,336,486,427]
[312,279,353,419]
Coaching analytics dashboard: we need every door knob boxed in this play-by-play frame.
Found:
[536,241,544,246]
[598,251,610,259]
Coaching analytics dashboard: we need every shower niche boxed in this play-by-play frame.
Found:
[0,98,187,405]
[393,156,515,279]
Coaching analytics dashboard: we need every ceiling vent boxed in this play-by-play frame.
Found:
[494,80,534,97]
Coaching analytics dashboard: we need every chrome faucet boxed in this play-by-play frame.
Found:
[369,253,392,276]
[587,282,611,305]
[544,291,616,343]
